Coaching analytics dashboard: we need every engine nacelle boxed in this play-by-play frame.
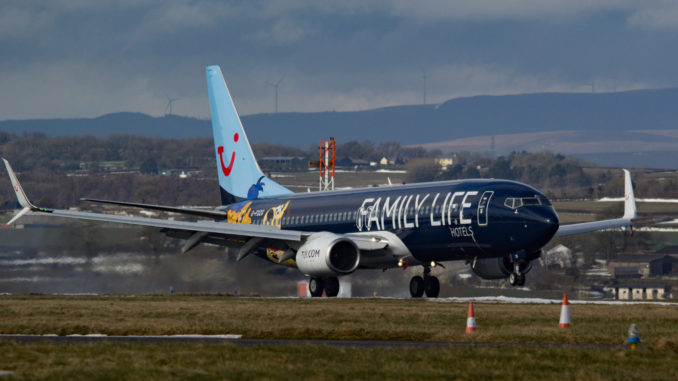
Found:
[296,233,360,277]
[470,256,533,280]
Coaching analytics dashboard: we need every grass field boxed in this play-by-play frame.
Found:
[1,295,677,379]
[2,341,677,380]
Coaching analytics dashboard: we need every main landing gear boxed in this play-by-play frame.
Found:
[409,265,440,298]
[308,277,340,297]
[508,257,526,287]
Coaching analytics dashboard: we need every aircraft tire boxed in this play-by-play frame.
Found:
[424,276,440,298]
[508,272,518,286]
[409,276,425,298]
[516,274,526,286]
[324,277,340,297]
[309,277,325,297]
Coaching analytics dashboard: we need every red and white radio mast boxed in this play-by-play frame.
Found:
[319,138,335,191]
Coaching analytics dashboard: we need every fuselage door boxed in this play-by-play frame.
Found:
[477,191,494,227]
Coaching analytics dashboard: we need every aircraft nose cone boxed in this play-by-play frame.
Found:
[519,206,559,251]
[535,207,559,241]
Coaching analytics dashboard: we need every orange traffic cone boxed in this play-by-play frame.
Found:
[559,293,571,328]
[466,302,477,333]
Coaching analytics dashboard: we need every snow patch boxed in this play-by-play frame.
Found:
[430,296,678,306]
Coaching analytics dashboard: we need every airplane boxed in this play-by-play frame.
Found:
[2,65,637,298]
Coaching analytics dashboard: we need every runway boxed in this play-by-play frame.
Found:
[0,334,625,349]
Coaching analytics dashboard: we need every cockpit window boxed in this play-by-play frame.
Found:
[505,196,550,209]
[522,197,540,206]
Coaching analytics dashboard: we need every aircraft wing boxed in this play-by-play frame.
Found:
[554,169,636,237]
[49,209,302,241]
[3,159,393,258]
[81,198,228,219]
[2,159,301,243]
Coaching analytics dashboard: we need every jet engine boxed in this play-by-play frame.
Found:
[470,255,533,280]
[295,233,360,277]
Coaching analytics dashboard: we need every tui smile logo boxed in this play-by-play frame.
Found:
[218,133,239,177]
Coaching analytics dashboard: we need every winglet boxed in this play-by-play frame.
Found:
[622,169,637,220]
[2,207,30,229]
[2,158,38,228]
[3,158,36,209]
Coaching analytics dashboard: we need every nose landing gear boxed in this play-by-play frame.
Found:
[409,265,440,298]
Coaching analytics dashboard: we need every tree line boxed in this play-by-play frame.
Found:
[0,132,436,174]
[1,131,675,209]
[404,151,644,199]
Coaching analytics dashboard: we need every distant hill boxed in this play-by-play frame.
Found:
[0,112,211,140]
[2,88,678,165]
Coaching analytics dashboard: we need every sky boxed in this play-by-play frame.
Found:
[1,0,678,120]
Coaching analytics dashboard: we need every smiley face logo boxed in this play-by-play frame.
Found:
[218,133,239,177]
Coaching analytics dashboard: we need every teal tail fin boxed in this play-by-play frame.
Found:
[205,66,293,204]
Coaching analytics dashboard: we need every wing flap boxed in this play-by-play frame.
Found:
[82,198,228,219]
[51,209,302,241]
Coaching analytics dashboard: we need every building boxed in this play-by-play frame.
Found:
[379,157,394,166]
[607,255,678,279]
[435,158,454,170]
[541,244,574,268]
[258,156,307,171]
[604,284,669,300]
[654,245,678,259]
[335,158,370,170]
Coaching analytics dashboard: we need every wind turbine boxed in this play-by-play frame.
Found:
[422,69,427,105]
[164,93,180,115]
[267,77,284,113]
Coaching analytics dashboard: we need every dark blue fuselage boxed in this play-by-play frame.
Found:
[223,179,559,265]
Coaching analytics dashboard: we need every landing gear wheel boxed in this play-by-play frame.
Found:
[424,276,440,298]
[309,277,324,297]
[324,277,340,297]
[508,273,526,287]
[410,276,425,298]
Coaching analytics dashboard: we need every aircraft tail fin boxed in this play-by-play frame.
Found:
[205,66,293,205]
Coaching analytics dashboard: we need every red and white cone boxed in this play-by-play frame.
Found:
[559,293,571,328]
[466,302,477,333]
